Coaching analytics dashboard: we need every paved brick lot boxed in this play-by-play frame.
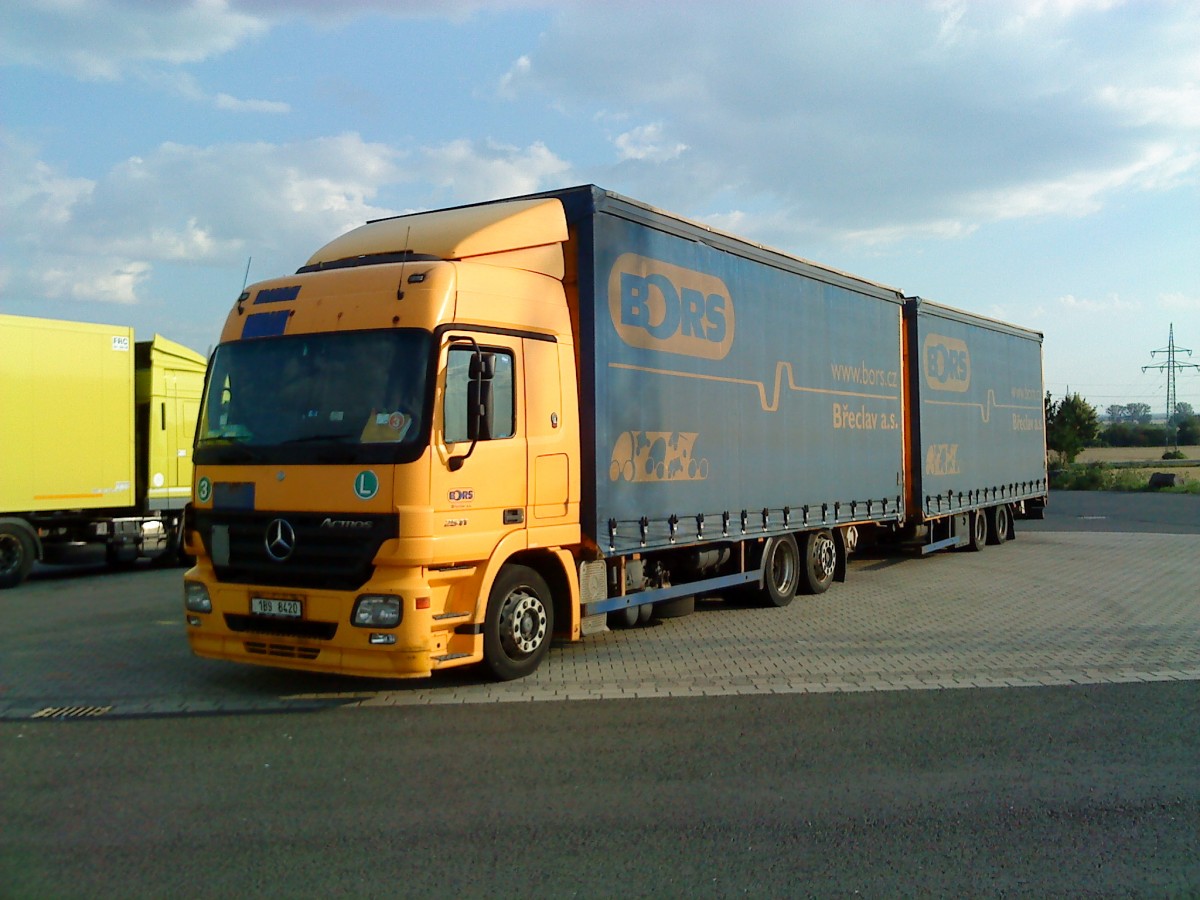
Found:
[323,530,1200,708]
[3,526,1196,718]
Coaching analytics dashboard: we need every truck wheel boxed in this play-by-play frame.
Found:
[799,529,837,595]
[966,510,988,552]
[483,565,554,680]
[757,534,800,607]
[986,504,1010,545]
[0,524,36,590]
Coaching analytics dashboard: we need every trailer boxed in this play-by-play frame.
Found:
[183,185,1047,679]
[0,314,207,588]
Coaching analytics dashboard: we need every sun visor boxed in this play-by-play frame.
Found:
[305,197,568,278]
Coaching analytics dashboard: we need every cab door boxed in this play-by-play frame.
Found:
[429,336,528,564]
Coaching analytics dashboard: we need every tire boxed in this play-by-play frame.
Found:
[609,605,640,628]
[965,510,988,552]
[0,523,36,590]
[483,565,554,681]
[986,504,1010,545]
[798,529,837,595]
[655,595,695,619]
[755,534,800,607]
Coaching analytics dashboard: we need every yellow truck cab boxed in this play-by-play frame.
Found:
[185,197,582,679]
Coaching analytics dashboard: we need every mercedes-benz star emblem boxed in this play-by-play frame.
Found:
[265,518,296,561]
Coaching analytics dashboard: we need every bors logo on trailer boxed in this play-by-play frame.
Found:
[608,254,735,360]
[923,334,971,393]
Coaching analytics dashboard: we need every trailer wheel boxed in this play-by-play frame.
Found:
[483,565,554,681]
[799,529,837,595]
[966,510,988,552]
[0,523,36,590]
[609,604,641,628]
[986,504,1010,545]
[655,595,695,618]
[757,534,800,607]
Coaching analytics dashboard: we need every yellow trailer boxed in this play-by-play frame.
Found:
[0,314,207,588]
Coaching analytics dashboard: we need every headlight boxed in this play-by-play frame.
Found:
[184,581,212,614]
[352,594,402,628]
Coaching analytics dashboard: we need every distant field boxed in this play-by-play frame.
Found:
[1065,445,1199,490]
[1076,445,1200,463]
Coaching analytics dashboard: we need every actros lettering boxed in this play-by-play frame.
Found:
[922,334,971,393]
[320,518,372,529]
[608,254,735,359]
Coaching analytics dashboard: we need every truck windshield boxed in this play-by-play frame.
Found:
[196,329,431,465]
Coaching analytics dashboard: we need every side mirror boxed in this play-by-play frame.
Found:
[466,351,496,441]
[449,348,496,471]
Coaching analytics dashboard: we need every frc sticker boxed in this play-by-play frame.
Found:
[197,477,212,503]
[354,470,379,501]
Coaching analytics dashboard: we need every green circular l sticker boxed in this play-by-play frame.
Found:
[354,470,379,500]
[197,477,212,503]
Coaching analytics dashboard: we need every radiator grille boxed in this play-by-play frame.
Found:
[196,510,398,590]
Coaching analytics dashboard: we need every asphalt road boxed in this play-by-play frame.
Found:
[1023,489,1200,534]
[5,682,1199,897]
[2,490,1198,897]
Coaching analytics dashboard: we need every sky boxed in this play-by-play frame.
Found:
[2,0,1198,415]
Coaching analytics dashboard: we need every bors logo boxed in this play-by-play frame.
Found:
[608,254,735,359]
[923,334,971,393]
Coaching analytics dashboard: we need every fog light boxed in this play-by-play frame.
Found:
[369,633,397,645]
[184,581,212,614]
[187,616,202,627]
[352,594,402,628]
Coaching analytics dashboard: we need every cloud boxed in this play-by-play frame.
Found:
[613,124,687,163]
[39,259,151,306]
[1159,293,1200,314]
[1,132,572,307]
[0,0,266,80]
[507,1,1200,246]
[498,55,532,100]
[1,132,401,306]
[415,139,572,203]
[962,143,1197,221]
[1056,293,1141,313]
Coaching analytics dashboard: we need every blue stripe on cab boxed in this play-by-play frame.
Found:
[242,310,290,338]
[254,285,301,304]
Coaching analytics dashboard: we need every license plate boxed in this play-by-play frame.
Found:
[250,597,303,618]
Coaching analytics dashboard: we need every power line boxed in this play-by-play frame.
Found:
[1142,323,1199,451]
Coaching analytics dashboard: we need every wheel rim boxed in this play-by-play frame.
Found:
[499,589,548,657]
[766,539,798,596]
[812,533,836,582]
[974,512,987,545]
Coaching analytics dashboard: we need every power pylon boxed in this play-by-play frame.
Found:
[1142,324,1198,451]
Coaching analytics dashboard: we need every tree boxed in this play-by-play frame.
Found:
[1105,404,1129,423]
[1178,415,1200,446]
[1175,401,1195,422]
[1046,391,1100,464]
[1126,402,1152,425]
